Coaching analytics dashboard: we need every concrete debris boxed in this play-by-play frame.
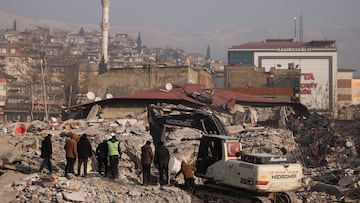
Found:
[0,104,359,202]
[63,191,86,202]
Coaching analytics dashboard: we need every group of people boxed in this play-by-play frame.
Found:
[141,141,196,191]
[141,141,172,186]
[40,134,195,190]
[63,133,93,178]
[39,132,121,180]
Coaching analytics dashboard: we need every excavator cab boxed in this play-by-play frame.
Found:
[196,136,223,175]
[147,104,241,179]
[195,135,242,180]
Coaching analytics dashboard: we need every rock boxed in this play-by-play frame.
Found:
[55,192,63,203]
[127,189,141,197]
[31,193,39,202]
[338,176,356,188]
[63,191,86,202]
[311,182,348,199]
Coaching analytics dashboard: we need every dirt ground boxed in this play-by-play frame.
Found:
[0,171,25,202]
[0,134,26,202]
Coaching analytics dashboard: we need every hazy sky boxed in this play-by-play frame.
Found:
[2,0,360,30]
[1,0,360,72]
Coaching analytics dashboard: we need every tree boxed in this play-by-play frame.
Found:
[98,55,107,74]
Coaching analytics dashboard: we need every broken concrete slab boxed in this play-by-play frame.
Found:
[338,175,356,188]
[63,191,86,202]
[311,181,349,199]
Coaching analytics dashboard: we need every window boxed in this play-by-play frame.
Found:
[228,51,254,65]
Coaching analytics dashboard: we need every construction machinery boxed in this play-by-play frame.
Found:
[148,104,303,203]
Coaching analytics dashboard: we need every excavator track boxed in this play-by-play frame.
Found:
[193,183,294,203]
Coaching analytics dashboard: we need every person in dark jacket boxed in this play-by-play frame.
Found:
[77,134,93,177]
[154,141,170,185]
[107,135,121,179]
[96,137,109,177]
[141,141,154,185]
[39,134,53,174]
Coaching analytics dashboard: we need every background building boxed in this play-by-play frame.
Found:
[223,65,300,102]
[337,69,355,107]
[84,64,213,100]
[228,39,337,112]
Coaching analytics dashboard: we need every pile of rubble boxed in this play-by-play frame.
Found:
[0,116,200,203]
[0,106,359,202]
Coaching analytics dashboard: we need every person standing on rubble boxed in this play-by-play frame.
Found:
[141,140,154,186]
[77,134,93,177]
[96,135,110,177]
[175,160,196,191]
[107,134,121,179]
[64,133,78,178]
[154,141,170,185]
[39,133,53,174]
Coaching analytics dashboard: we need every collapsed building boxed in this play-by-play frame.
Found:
[0,84,359,202]
[62,83,308,122]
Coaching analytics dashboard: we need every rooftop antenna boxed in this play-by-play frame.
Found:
[293,16,297,42]
[299,13,303,42]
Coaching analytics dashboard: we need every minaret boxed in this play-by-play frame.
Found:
[101,0,110,63]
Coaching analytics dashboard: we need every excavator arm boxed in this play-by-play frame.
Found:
[148,104,229,147]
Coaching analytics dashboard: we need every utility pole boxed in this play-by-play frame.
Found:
[39,50,48,121]
[294,16,297,42]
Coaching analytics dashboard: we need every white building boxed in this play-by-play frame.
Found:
[228,39,337,111]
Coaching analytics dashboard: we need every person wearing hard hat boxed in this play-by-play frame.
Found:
[107,134,121,179]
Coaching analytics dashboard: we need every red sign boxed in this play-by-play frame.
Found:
[226,141,242,158]
[301,73,318,94]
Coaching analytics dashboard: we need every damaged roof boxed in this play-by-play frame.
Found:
[121,84,308,113]
[63,84,309,119]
